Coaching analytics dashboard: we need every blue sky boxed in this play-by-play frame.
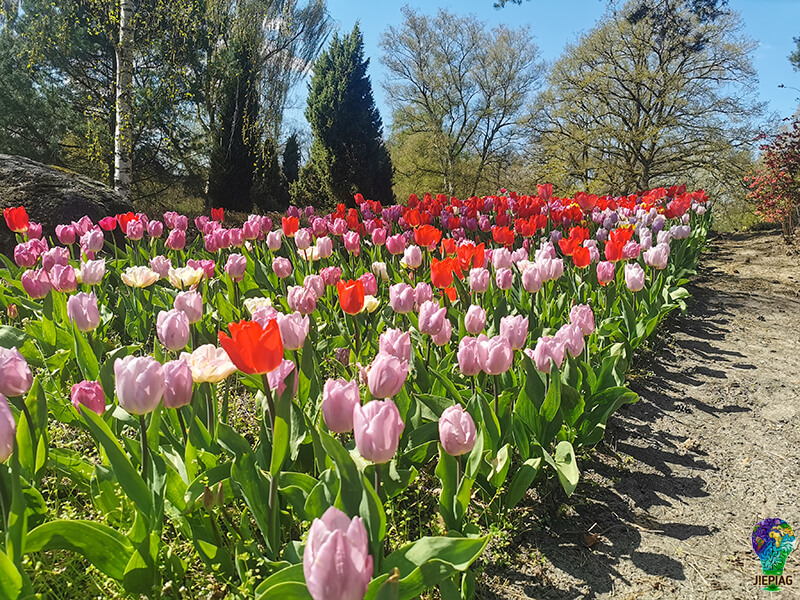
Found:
[285,0,800,133]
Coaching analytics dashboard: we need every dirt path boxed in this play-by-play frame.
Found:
[480,231,800,600]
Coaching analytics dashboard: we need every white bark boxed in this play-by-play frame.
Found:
[114,0,135,200]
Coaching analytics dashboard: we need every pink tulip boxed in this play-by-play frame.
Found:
[432,317,452,346]
[371,228,386,246]
[42,247,69,272]
[0,395,16,462]
[389,283,415,314]
[569,304,595,336]
[174,291,203,324]
[379,328,411,363]
[343,231,360,255]
[165,229,186,251]
[499,315,528,350]
[13,242,38,268]
[56,224,77,245]
[521,265,543,293]
[71,380,105,415]
[495,267,513,290]
[67,292,100,332]
[266,230,283,251]
[272,256,292,279]
[229,228,244,247]
[556,323,584,358]
[469,268,490,293]
[225,254,247,282]
[268,359,297,398]
[72,216,93,236]
[21,269,51,299]
[304,275,325,299]
[149,255,172,278]
[48,264,78,292]
[277,312,309,351]
[418,300,446,336]
[528,336,565,373]
[457,336,482,376]
[294,228,312,251]
[367,352,409,399]
[414,282,432,309]
[386,234,406,255]
[358,272,377,296]
[439,404,477,456]
[322,379,360,433]
[401,245,422,269]
[321,266,342,286]
[622,240,641,260]
[287,285,317,315]
[540,257,564,281]
[643,243,669,270]
[330,218,347,236]
[187,258,216,279]
[479,335,513,375]
[596,261,615,286]
[464,305,486,335]
[114,355,165,415]
[492,248,512,270]
[353,399,404,463]
[242,220,260,240]
[0,347,33,397]
[157,309,191,351]
[316,236,333,258]
[625,262,646,292]
[126,220,144,241]
[162,359,193,408]
[147,220,163,238]
[303,507,373,600]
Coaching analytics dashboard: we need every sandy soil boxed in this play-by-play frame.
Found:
[480,230,800,600]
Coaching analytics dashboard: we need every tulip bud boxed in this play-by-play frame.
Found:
[0,395,16,462]
[366,352,409,399]
[555,323,585,358]
[439,404,477,456]
[272,256,293,279]
[0,347,33,397]
[303,507,373,600]
[114,355,165,415]
[528,336,566,373]
[432,317,452,347]
[225,253,247,282]
[401,245,422,269]
[596,261,615,286]
[478,335,514,375]
[71,380,105,415]
[157,309,191,351]
[67,292,101,332]
[469,268,490,293]
[624,262,646,292]
[162,359,194,408]
[322,378,360,433]
[277,312,309,351]
[353,399,405,463]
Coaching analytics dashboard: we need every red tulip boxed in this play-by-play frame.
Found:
[3,206,29,233]
[413,225,441,250]
[492,226,515,247]
[116,212,138,234]
[430,257,455,289]
[572,246,591,268]
[337,279,365,315]
[218,320,284,375]
[211,207,224,222]
[99,216,117,231]
[282,216,299,237]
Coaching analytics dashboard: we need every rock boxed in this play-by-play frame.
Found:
[0,154,133,256]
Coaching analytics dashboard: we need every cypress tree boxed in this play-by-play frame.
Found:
[282,132,301,185]
[303,24,393,208]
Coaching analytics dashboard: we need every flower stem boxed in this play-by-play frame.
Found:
[139,414,148,481]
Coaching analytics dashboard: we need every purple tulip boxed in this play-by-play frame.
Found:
[343,231,360,255]
[174,290,203,324]
[277,312,309,351]
[358,273,377,296]
[596,261,615,286]
[268,359,297,398]
[464,305,486,335]
[272,256,293,279]
[386,234,406,255]
[49,264,78,292]
[0,347,33,397]
[389,283,415,314]
[266,230,283,251]
[304,275,325,299]
[367,352,409,399]
[0,395,16,462]
[643,243,669,270]
[469,268,490,293]
[149,255,172,278]
[556,323,584,358]
[379,328,411,363]
[402,245,422,269]
[528,336,566,373]
[495,267,513,290]
[499,314,528,350]
[225,253,247,282]
[147,220,163,238]
[157,309,191,351]
[569,304,595,336]
[625,262,646,292]
[478,335,513,375]
[287,285,317,315]
[418,300,446,336]
[321,266,342,286]
[165,229,186,251]
[521,265,543,293]
[414,282,432,309]
[56,224,77,245]
[21,269,51,299]
[457,336,482,376]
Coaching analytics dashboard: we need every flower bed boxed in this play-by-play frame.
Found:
[0,185,710,598]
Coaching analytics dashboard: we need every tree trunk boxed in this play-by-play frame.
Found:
[114,0,135,201]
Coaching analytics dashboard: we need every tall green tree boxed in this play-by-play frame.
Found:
[282,132,301,185]
[381,8,543,199]
[535,0,762,194]
[302,24,393,208]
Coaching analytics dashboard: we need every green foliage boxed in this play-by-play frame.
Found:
[282,133,301,186]
[303,24,394,207]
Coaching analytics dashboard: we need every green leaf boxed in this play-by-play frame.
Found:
[123,531,159,594]
[257,582,312,600]
[319,431,362,517]
[0,549,22,600]
[80,408,153,517]
[0,326,28,350]
[543,441,580,497]
[381,535,490,599]
[504,455,543,509]
[25,520,134,580]
[487,444,510,488]
[72,326,99,380]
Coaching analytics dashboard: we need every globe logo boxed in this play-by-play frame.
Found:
[752,518,796,591]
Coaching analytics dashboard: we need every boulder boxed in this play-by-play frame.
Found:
[0,154,134,256]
